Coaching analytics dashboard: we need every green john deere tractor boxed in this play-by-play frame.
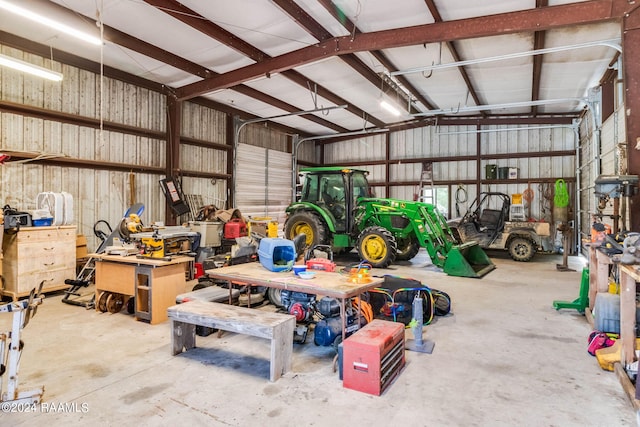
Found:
[284,167,495,278]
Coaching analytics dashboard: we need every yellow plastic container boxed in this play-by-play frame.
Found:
[248,217,279,238]
[512,193,523,205]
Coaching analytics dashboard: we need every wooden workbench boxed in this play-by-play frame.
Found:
[205,262,384,338]
[93,254,193,324]
[619,264,640,366]
[587,246,640,405]
[588,246,615,312]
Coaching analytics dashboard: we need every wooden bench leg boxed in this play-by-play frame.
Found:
[269,317,295,382]
[171,319,196,355]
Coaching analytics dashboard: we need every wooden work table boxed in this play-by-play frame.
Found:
[93,254,193,324]
[588,246,615,312]
[587,246,640,406]
[205,262,384,338]
[619,264,640,366]
[587,246,637,365]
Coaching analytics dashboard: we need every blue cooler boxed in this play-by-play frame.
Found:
[258,238,295,272]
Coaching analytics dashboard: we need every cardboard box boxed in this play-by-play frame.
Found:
[76,234,88,259]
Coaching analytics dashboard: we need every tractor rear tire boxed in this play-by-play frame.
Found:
[284,211,327,249]
[395,235,420,261]
[508,237,535,262]
[357,226,397,268]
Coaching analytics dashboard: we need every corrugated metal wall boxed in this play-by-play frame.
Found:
[579,110,597,250]
[0,50,166,251]
[180,102,229,210]
[324,123,576,225]
[0,44,229,251]
[1,43,611,255]
[323,133,388,198]
[580,104,627,246]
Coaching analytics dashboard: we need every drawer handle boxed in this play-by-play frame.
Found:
[44,247,55,251]
[43,262,55,266]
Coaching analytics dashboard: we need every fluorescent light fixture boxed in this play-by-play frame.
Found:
[380,100,402,116]
[0,54,63,81]
[0,0,102,46]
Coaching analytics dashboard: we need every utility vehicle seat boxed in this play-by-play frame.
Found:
[479,209,502,231]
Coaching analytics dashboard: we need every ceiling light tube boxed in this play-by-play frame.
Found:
[380,100,401,117]
[0,54,63,81]
[0,0,102,46]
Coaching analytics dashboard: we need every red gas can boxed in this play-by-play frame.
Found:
[224,218,248,239]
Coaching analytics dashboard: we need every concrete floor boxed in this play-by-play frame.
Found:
[0,250,636,426]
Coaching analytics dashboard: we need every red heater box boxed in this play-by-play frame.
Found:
[343,319,405,396]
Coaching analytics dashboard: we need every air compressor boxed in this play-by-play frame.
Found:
[280,290,316,343]
[313,297,362,348]
[279,290,363,348]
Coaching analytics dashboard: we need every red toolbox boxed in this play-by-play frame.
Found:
[343,319,405,396]
[224,218,248,239]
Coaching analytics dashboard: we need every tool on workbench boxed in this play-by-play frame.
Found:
[131,225,200,260]
[304,244,336,272]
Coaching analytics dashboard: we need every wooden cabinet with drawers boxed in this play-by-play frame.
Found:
[1,226,76,300]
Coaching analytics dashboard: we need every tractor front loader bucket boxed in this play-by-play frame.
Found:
[442,241,495,278]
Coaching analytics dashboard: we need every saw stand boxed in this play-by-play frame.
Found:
[0,285,45,405]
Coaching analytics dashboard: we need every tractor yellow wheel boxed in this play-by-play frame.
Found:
[361,235,387,260]
[292,223,315,246]
[356,226,397,268]
[284,212,326,248]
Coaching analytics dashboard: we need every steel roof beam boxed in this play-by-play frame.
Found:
[144,0,385,128]
[16,0,345,133]
[176,0,627,100]
[423,0,484,114]
[314,0,436,111]
[106,25,348,133]
[531,0,549,116]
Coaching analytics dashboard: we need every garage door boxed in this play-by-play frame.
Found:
[235,143,292,230]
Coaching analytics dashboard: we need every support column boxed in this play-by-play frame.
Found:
[623,7,640,231]
[166,94,181,225]
[226,114,234,208]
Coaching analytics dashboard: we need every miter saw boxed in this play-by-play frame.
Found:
[130,226,200,260]
[63,203,145,308]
